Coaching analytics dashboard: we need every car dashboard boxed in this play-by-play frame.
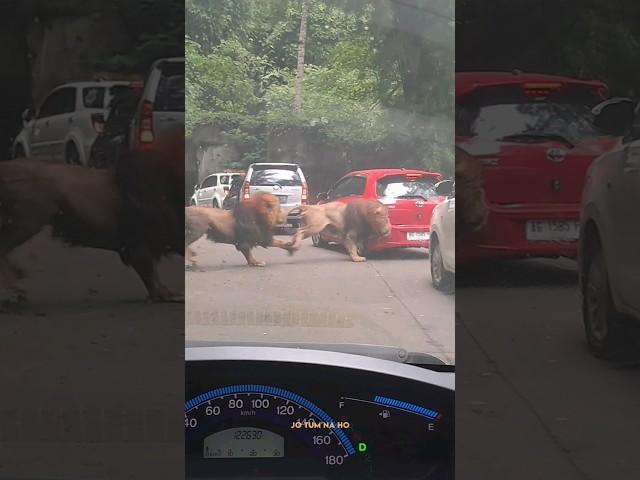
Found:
[186,344,454,480]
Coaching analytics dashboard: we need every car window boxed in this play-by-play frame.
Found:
[200,176,218,188]
[220,175,232,185]
[377,174,438,200]
[250,167,302,187]
[456,85,601,143]
[83,87,105,108]
[37,87,76,118]
[155,62,185,112]
[329,177,356,199]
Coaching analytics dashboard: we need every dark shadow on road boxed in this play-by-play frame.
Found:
[457,258,578,288]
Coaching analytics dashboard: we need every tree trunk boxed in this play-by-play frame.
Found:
[293,0,310,113]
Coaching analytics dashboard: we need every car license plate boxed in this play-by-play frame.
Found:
[277,195,287,203]
[525,220,580,241]
[407,231,429,241]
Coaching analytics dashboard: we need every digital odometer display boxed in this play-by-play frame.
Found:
[204,428,284,458]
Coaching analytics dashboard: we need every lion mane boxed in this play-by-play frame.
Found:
[0,127,185,302]
[185,192,291,267]
[455,146,488,243]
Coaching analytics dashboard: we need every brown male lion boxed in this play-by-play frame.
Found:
[455,146,488,244]
[0,127,185,302]
[286,199,391,262]
[185,192,295,267]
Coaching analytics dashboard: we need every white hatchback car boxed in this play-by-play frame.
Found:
[13,81,132,165]
[190,173,243,208]
[429,180,455,291]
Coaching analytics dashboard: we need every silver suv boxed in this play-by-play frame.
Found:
[129,57,184,150]
[579,97,640,357]
[242,163,308,226]
[13,81,131,164]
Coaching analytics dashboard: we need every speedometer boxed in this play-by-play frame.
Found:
[186,353,454,480]
[186,385,357,477]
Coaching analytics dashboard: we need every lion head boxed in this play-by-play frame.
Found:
[455,146,488,238]
[345,199,391,240]
[248,192,286,228]
[369,201,391,238]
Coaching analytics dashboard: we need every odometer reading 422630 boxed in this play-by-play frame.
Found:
[185,384,356,468]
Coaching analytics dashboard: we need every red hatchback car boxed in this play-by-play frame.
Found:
[455,71,617,263]
[313,169,443,253]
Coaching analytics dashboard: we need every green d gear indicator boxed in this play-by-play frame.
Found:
[358,442,367,452]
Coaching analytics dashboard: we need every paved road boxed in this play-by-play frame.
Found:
[0,231,184,480]
[186,236,455,364]
[456,258,640,480]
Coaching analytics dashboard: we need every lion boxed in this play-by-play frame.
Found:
[286,199,391,262]
[185,192,295,267]
[455,146,488,243]
[0,127,185,302]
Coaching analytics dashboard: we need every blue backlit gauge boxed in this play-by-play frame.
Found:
[185,384,356,471]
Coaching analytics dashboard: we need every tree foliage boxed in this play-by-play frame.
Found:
[187,0,454,175]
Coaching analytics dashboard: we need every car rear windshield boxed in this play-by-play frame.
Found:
[155,62,185,112]
[250,166,302,187]
[377,174,437,200]
[456,85,601,143]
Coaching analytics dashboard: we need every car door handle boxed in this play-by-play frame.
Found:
[159,116,177,122]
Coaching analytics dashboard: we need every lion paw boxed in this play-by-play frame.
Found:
[148,287,185,303]
[249,261,266,267]
[350,256,367,262]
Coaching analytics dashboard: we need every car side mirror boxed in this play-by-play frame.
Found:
[592,97,636,136]
[316,192,329,202]
[434,179,454,197]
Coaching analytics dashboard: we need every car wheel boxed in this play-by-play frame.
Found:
[65,142,81,165]
[430,237,453,292]
[311,233,326,248]
[212,199,220,208]
[14,144,26,159]
[582,248,627,358]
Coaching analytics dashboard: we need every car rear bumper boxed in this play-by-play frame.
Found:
[458,203,580,264]
[367,225,430,251]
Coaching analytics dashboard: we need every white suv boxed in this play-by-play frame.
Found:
[129,57,184,151]
[429,180,455,291]
[12,81,131,164]
[190,173,243,208]
[242,163,308,226]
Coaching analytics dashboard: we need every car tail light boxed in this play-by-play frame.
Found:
[130,81,144,91]
[301,182,308,205]
[91,113,105,134]
[242,181,251,201]
[138,99,154,147]
[405,173,422,181]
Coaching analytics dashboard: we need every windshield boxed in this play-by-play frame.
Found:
[185,0,454,366]
[250,167,302,187]
[457,102,600,144]
[377,175,438,200]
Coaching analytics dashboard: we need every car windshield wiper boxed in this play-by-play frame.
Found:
[499,132,575,148]
[395,194,429,200]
